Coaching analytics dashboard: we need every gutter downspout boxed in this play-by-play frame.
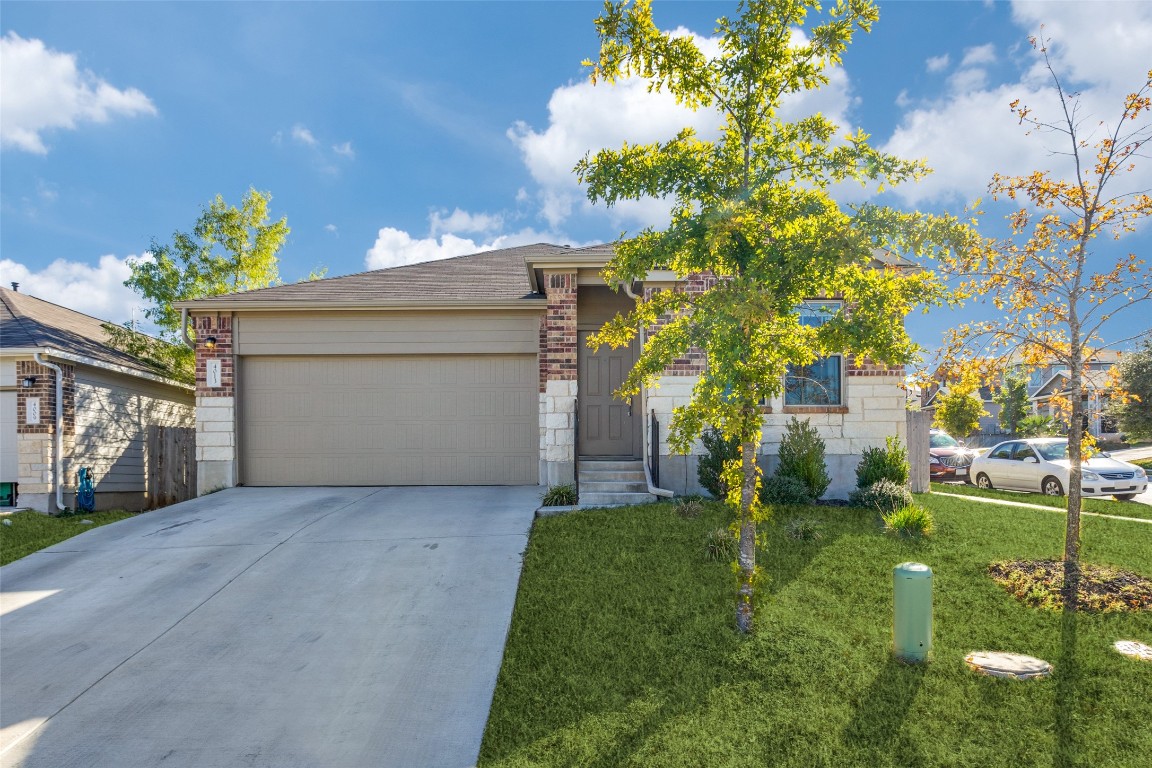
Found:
[180,308,195,348]
[620,281,674,499]
[34,351,65,512]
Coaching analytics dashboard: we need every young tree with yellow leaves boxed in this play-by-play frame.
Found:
[578,0,974,633]
[940,38,1152,607]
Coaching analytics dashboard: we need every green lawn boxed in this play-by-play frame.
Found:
[480,497,1152,768]
[0,510,136,566]
[931,481,1152,521]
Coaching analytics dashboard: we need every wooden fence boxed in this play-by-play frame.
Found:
[146,426,196,509]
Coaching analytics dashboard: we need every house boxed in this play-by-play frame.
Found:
[1,286,195,512]
[174,244,911,501]
[921,351,1121,441]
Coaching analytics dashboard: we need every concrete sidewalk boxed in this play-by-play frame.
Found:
[0,486,540,768]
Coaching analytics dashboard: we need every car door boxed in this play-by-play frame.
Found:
[982,442,1018,488]
[1011,443,1045,491]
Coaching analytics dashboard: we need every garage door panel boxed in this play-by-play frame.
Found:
[241,356,537,486]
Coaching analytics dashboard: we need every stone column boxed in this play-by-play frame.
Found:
[193,313,237,494]
[538,272,577,486]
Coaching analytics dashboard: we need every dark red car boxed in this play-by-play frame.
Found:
[929,429,975,482]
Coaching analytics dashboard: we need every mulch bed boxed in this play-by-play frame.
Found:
[989,560,1152,613]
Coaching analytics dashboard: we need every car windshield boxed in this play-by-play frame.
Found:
[930,433,960,449]
[1034,442,1069,461]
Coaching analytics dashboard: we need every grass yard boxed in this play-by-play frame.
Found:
[480,496,1152,768]
[931,481,1152,521]
[0,510,136,566]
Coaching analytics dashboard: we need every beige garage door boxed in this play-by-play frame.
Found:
[240,356,538,486]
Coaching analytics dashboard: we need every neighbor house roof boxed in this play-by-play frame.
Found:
[0,287,171,379]
[174,244,571,311]
[1031,369,1112,400]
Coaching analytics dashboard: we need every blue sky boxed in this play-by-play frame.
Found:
[2,1,1150,361]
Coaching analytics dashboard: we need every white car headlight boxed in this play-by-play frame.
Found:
[1082,471,1101,481]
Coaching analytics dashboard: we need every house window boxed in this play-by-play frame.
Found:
[784,301,843,406]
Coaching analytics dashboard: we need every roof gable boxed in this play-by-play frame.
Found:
[0,287,167,376]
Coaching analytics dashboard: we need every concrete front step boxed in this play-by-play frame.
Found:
[578,480,649,494]
[578,459,644,472]
[577,470,647,483]
[579,491,658,507]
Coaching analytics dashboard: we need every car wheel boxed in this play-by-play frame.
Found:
[1042,476,1065,497]
[1114,494,1136,501]
[976,473,993,490]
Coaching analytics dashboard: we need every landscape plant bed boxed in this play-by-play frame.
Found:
[989,560,1152,612]
[930,481,1152,521]
[480,495,1152,768]
[0,510,137,566]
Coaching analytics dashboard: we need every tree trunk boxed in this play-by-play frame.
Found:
[736,437,758,634]
[1063,347,1084,611]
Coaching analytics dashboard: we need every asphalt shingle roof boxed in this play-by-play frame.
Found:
[186,243,568,305]
[0,287,165,375]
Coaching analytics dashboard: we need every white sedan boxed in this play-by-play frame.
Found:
[969,438,1149,500]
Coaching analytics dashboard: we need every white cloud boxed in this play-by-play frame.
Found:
[332,141,355,158]
[290,124,317,146]
[0,32,156,154]
[960,44,997,67]
[509,26,856,232]
[324,224,338,235]
[364,226,556,271]
[926,54,950,73]
[0,254,151,327]
[429,208,504,236]
[880,2,1152,207]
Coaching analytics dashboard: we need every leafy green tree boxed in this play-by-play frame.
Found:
[578,0,972,633]
[932,387,987,438]
[105,188,289,382]
[993,370,1031,434]
[1110,337,1152,441]
[1018,414,1057,438]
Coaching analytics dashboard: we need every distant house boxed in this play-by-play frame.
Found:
[920,351,1121,440]
[175,243,914,502]
[1,287,195,512]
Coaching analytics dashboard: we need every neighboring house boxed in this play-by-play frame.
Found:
[175,244,912,501]
[920,351,1121,440]
[1,287,195,512]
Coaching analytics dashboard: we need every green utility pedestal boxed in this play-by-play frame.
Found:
[893,562,932,663]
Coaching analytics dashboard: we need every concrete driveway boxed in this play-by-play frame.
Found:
[0,486,540,768]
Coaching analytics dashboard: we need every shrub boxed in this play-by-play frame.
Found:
[856,436,910,488]
[698,427,740,499]
[1018,414,1057,438]
[882,505,934,537]
[760,474,815,506]
[776,417,831,499]
[675,496,706,519]
[849,479,913,515]
[704,526,738,562]
[785,517,824,542]
[540,483,577,506]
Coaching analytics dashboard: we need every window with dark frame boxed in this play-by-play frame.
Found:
[784,301,843,406]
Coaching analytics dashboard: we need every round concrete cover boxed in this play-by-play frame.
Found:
[1113,640,1152,661]
[965,651,1053,680]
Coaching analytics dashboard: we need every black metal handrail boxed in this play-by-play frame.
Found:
[573,398,580,499]
[649,409,660,488]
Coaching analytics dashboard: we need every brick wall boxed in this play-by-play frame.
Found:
[15,360,75,436]
[538,272,577,392]
[193,313,234,397]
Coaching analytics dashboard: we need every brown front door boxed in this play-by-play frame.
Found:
[578,331,640,457]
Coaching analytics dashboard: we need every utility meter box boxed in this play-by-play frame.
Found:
[894,562,932,663]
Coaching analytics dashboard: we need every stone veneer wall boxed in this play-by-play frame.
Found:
[538,272,578,485]
[640,274,908,499]
[192,313,237,494]
[15,360,75,511]
[647,372,908,499]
